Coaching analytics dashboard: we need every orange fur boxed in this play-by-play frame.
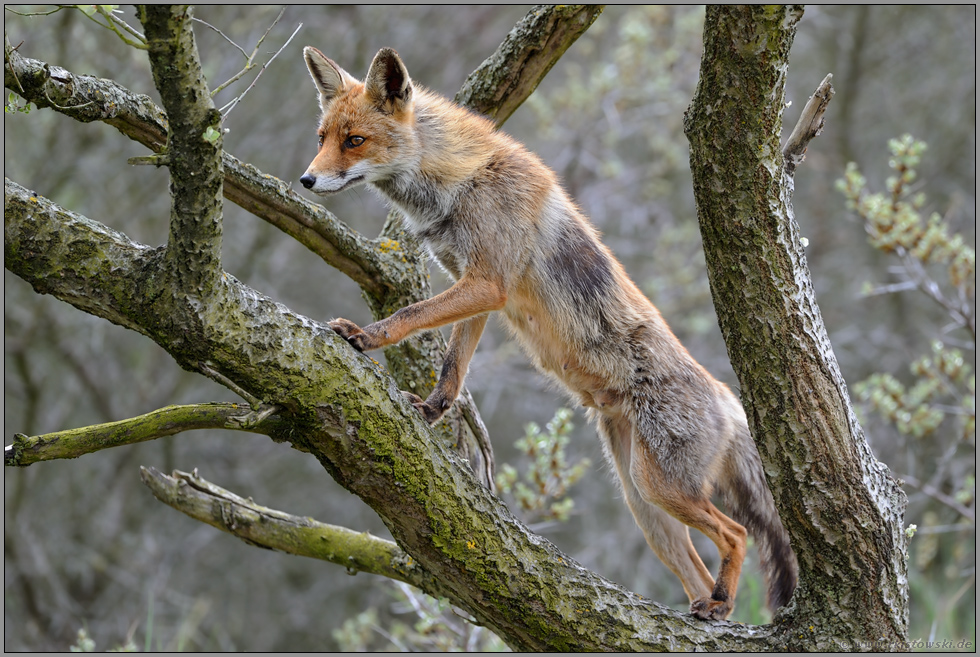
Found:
[300,46,798,620]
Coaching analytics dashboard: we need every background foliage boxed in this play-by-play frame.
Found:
[4,5,974,651]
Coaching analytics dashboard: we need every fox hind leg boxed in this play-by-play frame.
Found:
[628,430,747,620]
[597,415,715,605]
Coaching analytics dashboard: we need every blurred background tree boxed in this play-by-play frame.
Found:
[4,5,974,651]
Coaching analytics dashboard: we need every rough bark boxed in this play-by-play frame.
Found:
[684,5,909,651]
[138,5,224,291]
[4,174,783,650]
[140,467,430,588]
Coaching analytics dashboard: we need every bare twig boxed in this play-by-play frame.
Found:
[782,73,834,176]
[458,391,496,490]
[901,473,975,523]
[74,5,148,49]
[199,361,264,407]
[4,6,64,17]
[197,8,301,118]
[96,6,147,45]
[890,247,976,341]
[43,88,94,112]
[204,9,287,95]
[193,16,251,60]
[218,21,303,117]
[127,154,171,167]
[4,34,25,93]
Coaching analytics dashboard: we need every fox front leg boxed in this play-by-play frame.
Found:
[329,318,442,421]
[328,317,388,352]
[326,316,461,424]
[404,314,489,423]
[330,313,488,425]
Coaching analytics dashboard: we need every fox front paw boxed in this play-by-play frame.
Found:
[690,595,734,621]
[329,318,378,352]
[401,391,449,424]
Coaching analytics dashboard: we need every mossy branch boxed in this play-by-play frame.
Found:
[139,5,224,290]
[3,42,385,296]
[5,403,285,467]
[140,467,431,588]
[4,177,160,337]
[454,5,604,127]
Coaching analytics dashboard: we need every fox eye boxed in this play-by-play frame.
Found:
[345,135,366,148]
[317,135,324,148]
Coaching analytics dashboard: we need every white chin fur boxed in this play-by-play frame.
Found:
[311,175,364,194]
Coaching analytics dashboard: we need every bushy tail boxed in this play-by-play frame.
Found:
[720,422,798,611]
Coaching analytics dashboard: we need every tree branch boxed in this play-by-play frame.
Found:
[5,178,783,651]
[140,467,431,587]
[782,73,835,177]
[4,38,168,147]
[5,403,285,467]
[4,178,161,337]
[454,4,604,127]
[3,42,387,297]
[901,473,975,523]
[138,5,223,291]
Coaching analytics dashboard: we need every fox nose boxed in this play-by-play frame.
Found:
[299,173,316,189]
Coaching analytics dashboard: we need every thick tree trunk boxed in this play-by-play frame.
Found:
[685,5,909,650]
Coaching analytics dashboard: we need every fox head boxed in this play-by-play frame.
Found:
[300,47,419,195]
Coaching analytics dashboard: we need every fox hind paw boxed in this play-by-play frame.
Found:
[690,595,734,621]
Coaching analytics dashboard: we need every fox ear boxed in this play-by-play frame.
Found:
[304,46,356,109]
[365,47,413,114]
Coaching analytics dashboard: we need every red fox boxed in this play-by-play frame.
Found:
[300,46,797,620]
